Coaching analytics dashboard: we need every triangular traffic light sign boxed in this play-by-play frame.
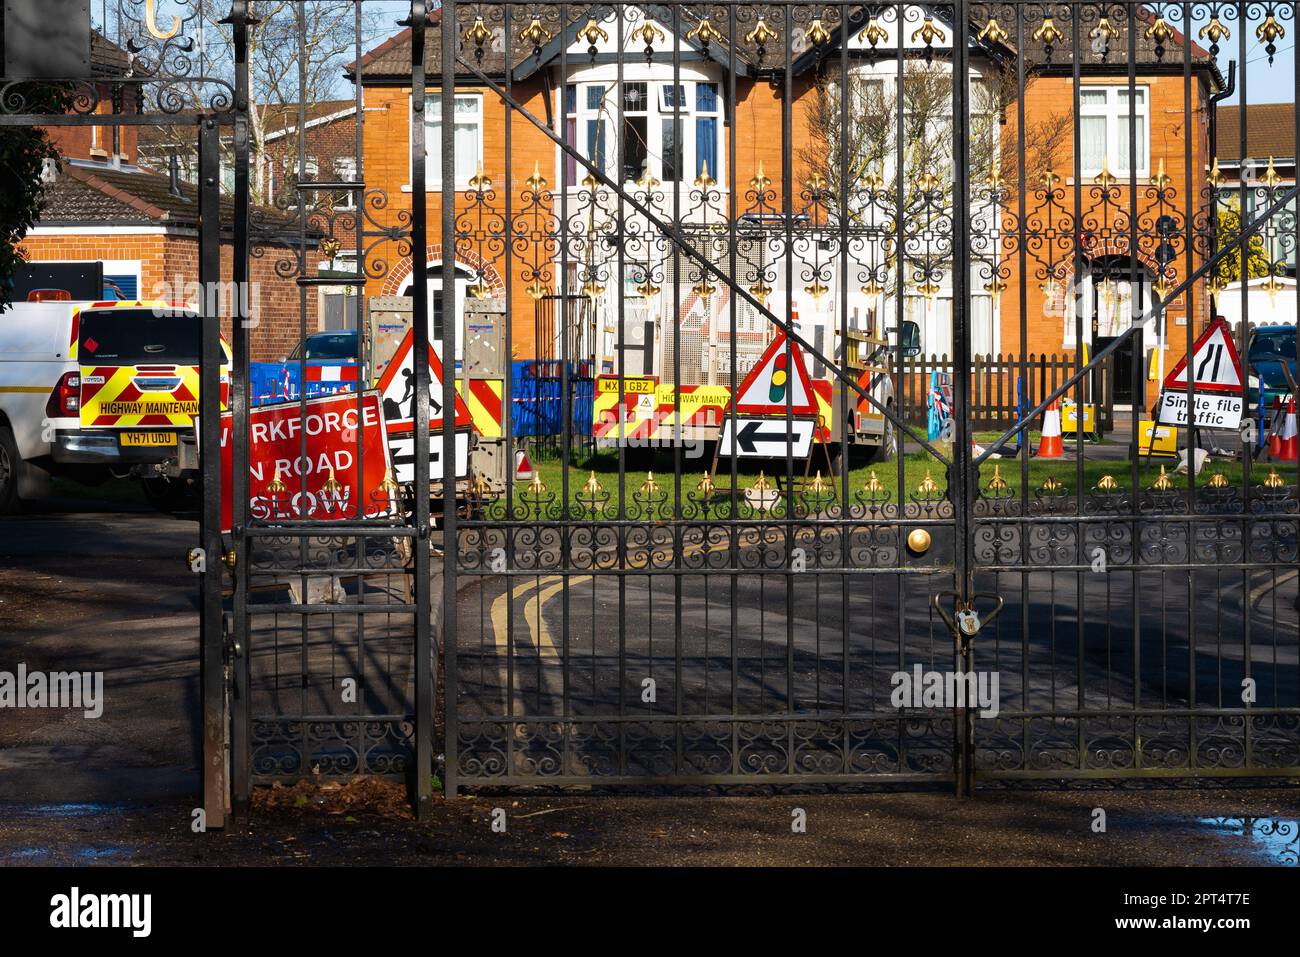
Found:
[375,328,473,433]
[731,331,818,416]
[1163,316,1245,396]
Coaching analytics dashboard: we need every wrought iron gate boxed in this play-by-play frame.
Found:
[440,0,1300,795]
[6,2,1296,824]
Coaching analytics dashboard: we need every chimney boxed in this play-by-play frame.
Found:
[168,153,182,197]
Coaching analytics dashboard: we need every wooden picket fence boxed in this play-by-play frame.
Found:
[898,352,1114,431]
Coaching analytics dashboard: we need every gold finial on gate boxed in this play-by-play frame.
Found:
[1263,468,1287,489]
[1093,158,1117,190]
[911,16,946,46]
[468,163,492,193]
[321,466,343,499]
[863,470,885,495]
[859,17,888,47]
[1091,17,1121,43]
[978,19,1009,45]
[1256,14,1285,48]
[633,20,666,49]
[379,467,400,498]
[686,18,724,47]
[637,277,661,300]
[1041,474,1063,493]
[985,464,1009,494]
[745,16,780,47]
[1041,168,1061,192]
[1206,471,1229,489]
[636,167,662,192]
[749,279,773,305]
[267,464,287,496]
[696,473,716,496]
[1096,474,1120,492]
[1199,18,1231,46]
[916,470,940,497]
[806,19,831,47]
[1152,273,1174,302]
[1152,157,1172,191]
[750,162,772,193]
[694,160,716,190]
[1263,156,1283,189]
[1146,16,1176,45]
[809,470,828,494]
[1151,465,1175,491]
[520,16,553,50]
[578,18,610,47]
[640,471,661,496]
[464,15,493,48]
[750,470,772,492]
[582,470,605,496]
[1208,157,1226,188]
[525,160,548,193]
[1033,17,1064,46]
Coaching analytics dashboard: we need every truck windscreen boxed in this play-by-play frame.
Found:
[78,309,203,364]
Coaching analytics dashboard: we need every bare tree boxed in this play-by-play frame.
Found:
[798,62,1071,302]
[138,1,387,206]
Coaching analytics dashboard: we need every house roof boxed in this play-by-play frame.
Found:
[90,30,131,75]
[1217,103,1296,162]
[36,162,300,234]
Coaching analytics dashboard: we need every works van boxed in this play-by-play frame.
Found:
[0,292,226,512]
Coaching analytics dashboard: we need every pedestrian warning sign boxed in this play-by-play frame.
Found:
[375,328,472,434]
[730,332,817,416]
[1162,317,1244,396]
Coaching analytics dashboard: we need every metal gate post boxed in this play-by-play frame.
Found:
[949,0,976,798]
[226,0,252,822]
[408,0,434,818]
[197,115,228,829]
[438,0,460,802]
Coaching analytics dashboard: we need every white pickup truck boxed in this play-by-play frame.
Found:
[0,294,223,512]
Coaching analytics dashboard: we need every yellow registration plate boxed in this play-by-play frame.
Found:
[120,431,177,448]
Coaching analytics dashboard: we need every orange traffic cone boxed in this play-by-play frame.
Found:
[1037,400,1064,458]
[1278,397,1298,462]
[1267,396,1283,459]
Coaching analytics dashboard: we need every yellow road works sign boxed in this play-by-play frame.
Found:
[1138,420,1178,458]
[1061,400,1097,435]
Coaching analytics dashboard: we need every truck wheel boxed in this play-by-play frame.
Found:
[864,409,898,464]
[0,427,22,514]
[141,476,198,514]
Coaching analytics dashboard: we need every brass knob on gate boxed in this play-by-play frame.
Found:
[222,549,238,571]
[907,528,932,554]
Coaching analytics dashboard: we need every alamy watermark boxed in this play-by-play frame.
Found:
[0,664,103,719]
[150,275,261,327]
[891,664,1000,718]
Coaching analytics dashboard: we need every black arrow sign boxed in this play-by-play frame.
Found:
[735,419,798,454]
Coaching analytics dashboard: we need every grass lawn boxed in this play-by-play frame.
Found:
[504,444,1297,512]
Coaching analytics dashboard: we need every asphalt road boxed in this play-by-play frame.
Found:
[0,495,201,801]
[1,492,1297,864]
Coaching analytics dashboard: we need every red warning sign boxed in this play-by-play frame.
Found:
[1163,316,1245,396]
[375,328,473,434]
[729,331,818,416]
